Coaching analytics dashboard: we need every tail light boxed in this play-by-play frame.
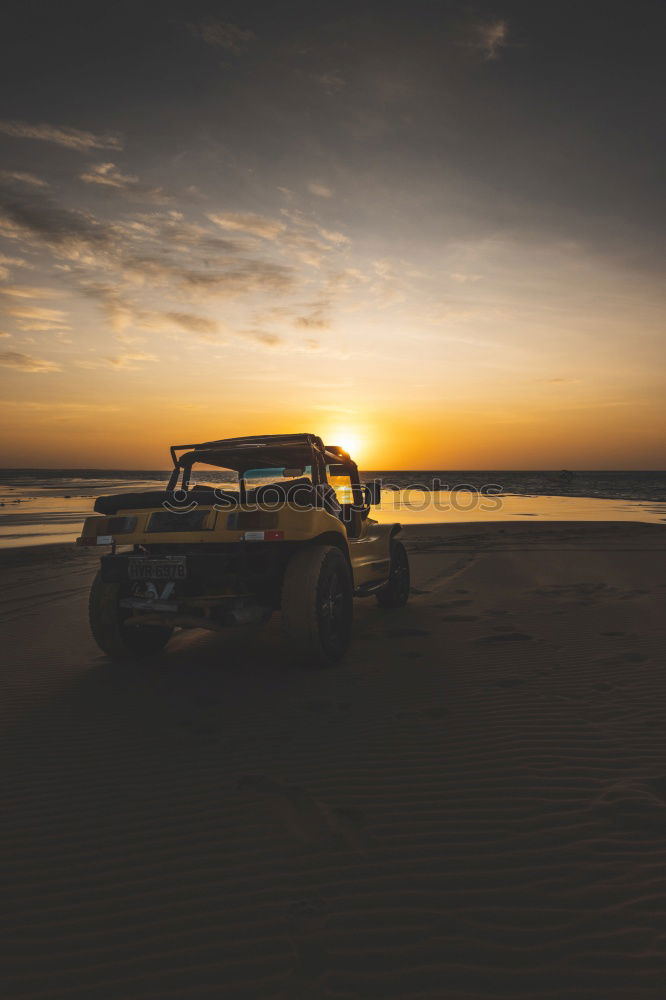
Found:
[243,529,285,541]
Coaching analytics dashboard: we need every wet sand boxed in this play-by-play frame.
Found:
[2,521,666,998]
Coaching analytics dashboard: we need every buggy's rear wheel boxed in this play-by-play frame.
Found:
[281,545,353,667]
[89,571,173,660]
[376,539,410,608]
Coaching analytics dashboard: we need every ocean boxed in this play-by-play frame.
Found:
[0,469,664,548]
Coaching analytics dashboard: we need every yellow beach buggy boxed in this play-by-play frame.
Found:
[78,434,409,666]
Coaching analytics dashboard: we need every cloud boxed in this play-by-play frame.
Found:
[275,217,351,267]
[0,399,121,413]
[79,162,138,189]
[79,163,170,203]
[0,185,111,255]
[1,187,297,343]
[77,284,134,331]
[473,20,509,60]
[101,352,158,369]
[0,254,28,268]
[280,234,327,268]
[0,284,69,329]
[0,170,48,188]
[318,227,350,246]
[294,300,331,329]
[0,253,30,280]
[208,212,285,240]
[78,286,222,339]
[0,284,69,330]
[450,272,482,283]
[252,299,331,332]
[189,19,255,52]
[308,182,334,199]
[178,260,295,297]
[242,329,284,347]
[0,330,10,338]
[0,350,61,372]
[295,314,329,330]
[314,72,346,95]
[1,304,69,331]
[539,377,580,385]
[0,285,64,298]
[0,120,122,152]
[163,312,218,337]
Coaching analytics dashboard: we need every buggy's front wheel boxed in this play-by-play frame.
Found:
[88,571,173,660]
[281,545,353,667]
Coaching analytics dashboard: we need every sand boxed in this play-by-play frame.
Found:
[2,521,666,998]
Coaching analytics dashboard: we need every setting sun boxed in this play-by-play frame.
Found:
[323,429,365,463]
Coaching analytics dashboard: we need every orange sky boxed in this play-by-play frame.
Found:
[1,5,665,469]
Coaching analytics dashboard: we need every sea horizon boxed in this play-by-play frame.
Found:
[1,468,664,549]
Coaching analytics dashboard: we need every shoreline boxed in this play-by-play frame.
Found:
[2,486,665,551]
[1,519,665,569]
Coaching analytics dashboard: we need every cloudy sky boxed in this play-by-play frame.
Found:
[0,0,664,468]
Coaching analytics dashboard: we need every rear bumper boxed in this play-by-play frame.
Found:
[100,545,295,584]
[101,547,293,626]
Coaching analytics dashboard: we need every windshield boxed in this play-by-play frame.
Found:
[184,462,312,492]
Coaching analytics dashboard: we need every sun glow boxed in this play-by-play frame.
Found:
[324,429,364,463]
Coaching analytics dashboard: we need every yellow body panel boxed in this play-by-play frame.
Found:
[79,504,399,589]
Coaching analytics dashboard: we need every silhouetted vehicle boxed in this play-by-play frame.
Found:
[78,433,409,666]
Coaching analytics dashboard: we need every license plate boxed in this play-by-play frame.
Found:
[128,557,187,580]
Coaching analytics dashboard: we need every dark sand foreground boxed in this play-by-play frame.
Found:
[2,522,666,999]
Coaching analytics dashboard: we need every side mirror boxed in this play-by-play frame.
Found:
[363,480,382,506]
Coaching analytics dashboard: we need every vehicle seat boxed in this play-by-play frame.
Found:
[249,477,315,506]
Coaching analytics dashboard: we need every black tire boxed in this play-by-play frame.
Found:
[376,539,410,608]
[281,545,353,667]
[88,571,173,660]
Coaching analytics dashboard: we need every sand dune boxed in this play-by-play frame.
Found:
[2,522,666,998]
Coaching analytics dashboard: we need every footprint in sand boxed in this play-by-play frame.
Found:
[435,598,472,609]
[478,632,533,642]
